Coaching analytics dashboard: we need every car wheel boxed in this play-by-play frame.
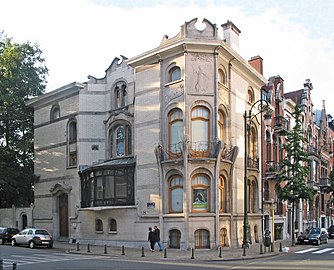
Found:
[0,238,4,245]
[11,239,16,246]
[317,239,321,246]
[29,241,35,249]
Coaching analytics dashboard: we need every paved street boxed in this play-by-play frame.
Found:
[1,240,334,269]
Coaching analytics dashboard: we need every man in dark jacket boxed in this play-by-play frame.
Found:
[148,227,156,251]
[154,225,163,251]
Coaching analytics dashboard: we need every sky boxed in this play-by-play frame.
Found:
[1,0,334,113]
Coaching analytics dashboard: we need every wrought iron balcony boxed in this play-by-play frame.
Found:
[319,176,330,188]
[188,141,221,158]
[265,161,280,179]
[307,144,318,157]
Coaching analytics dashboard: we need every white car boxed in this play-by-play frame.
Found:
[11,228,53,249]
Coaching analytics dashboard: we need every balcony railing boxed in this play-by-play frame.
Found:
[307,144,318,157]
[247,155,259,169]
[319,176,330,188]
[274,116,289,135]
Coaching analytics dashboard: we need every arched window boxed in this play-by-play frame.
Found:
[169,176,183,213]
[248,88,255,103]
[218,68,226,85]
[218,110,225,142]
[168,109,183,153]
[115,83,127,109]
[169,66,181,82]
[219,176,226,212]
[110,124,132,158]
[50,104,60,121]
[109,218,117,232]
[273,134,277,164]
[279,138,283,160]
[249,180,258,213]
[191,106,210,152]
[266,130,271,163]
[194,229,210,249]
[95,219,103,232]
[192,174,210,212]
[67,120,77,167]
[249,126,257,159]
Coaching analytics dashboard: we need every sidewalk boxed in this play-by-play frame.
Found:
[54,240,302,261]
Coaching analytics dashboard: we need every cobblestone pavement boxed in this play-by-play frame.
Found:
[54,240,304,262]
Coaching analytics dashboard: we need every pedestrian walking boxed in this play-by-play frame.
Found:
[148,227,156,251]
[154,225,163,251]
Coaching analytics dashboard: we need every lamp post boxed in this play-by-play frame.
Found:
[243,99,272,256]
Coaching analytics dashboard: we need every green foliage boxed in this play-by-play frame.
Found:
[276,105,315,203]
[0,31,48,207]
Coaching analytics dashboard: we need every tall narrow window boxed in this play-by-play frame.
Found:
[264,181,269,201]
[191,106,210,152]
[249,126,256,159]
[168,109,183,153]
[115,83,127,109]
[68,120,77,167]
[218,69,226,85]
[116,126,125,157]
[219,176,226,212]
[192,174,210,212]
[112,125,132,158]
[218,110,225,142]
[169,176,183,213]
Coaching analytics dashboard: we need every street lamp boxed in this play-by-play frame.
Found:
[243,99,272,256]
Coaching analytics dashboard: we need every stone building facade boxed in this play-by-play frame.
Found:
[27,18,271,249]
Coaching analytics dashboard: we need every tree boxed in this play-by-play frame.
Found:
[0,32,48,207]
[276,105,315,246]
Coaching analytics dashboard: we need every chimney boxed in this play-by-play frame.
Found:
[221,20,241,51]
[248,55,263,75]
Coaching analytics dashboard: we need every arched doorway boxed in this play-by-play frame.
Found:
[220,228,228,246]
[169,229,181,249]
[194,229,210,249]
[59,193,69,238]
[21,214,27,230]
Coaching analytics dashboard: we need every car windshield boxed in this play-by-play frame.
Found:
[35,230,49,235]
[311,228,321,234]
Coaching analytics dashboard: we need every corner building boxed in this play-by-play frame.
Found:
[28,18,270,249]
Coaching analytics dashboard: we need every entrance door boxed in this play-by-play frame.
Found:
[22,214,27,230]
[194,229,210,249]
[59,193,69,237]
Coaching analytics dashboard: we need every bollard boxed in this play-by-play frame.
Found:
[76,242,80,251]
[12,263,17,270]
[104,244,107,254]
[163,247,167,258]
[0,259,3,270]
[141,247,145,257]
[87,243,90,253]
[121,245,125,255]
[260,244,263,254]
[271,242,274,252]
[279,242,282,252]
[218,246,222,258]
[190,248,195,259]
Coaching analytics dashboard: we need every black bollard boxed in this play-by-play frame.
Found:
[271,242,274,252]
[279,242,282,252]
[260,244,263,254]
[243,246,246,256]
[104,244,107,254]
[87,243,90,253]
[0,259,3,270]
[121,245,125,255]
[218,246,222,258]
[12,263,17,270]
[163,247,167,258]
[190,248,195,259]
[141,247,145,257]
[76,242,80,251]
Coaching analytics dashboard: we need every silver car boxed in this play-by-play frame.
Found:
[11,228,53,248]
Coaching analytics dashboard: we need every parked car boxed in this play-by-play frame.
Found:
[11,228,53,248]
[297,228,312,244]
[327,225,334,239]
[0,227,20,245]
[308,227,328,245]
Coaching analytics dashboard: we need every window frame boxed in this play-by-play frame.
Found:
[191,174,210,212]
[168,175,183,213]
